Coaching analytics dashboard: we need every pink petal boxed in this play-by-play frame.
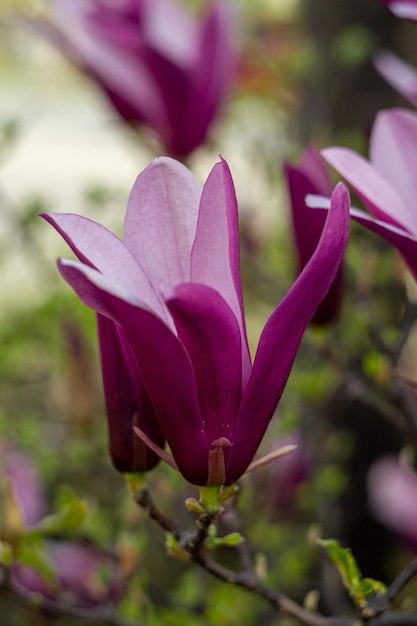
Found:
[385,1,417,20]
[322,147,411,231]
[370,108,417,233]
[41,213,167,320]
[191,158,251,386]
[123,157,201,296]
[227,183,350,482]
[368,457,417,550]
[142,0,198,66]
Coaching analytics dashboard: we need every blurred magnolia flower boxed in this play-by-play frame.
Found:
[262,433,311,515]
[1,443,123,607]
[284,147,344,326]
[374,51,417,108]
[33,0,237,158]
[379,0,417,20]
[321,108,417,281]
[375,0,417,106]
[43,156,350,486]
[368,456,417,552]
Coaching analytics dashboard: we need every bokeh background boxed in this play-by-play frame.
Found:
[1,0,417,624]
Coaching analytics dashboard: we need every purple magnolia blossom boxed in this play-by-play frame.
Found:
[284,147,344,326]
[322,108,417,281]
[379,0,417,20]
[34,0,236,158]
[1,443,123,607]
[43,157,349,486]
[368,456,417,552]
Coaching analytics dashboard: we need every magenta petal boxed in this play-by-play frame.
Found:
[187,2,236,144]
[322,147,411,230]
[167,283,242,447]
[284,154,344,325]
[374,50,417,108]
[284,158,331,268]
[123,157,201,293]
[57,259,209,485]
[97,314,164,472]
[191,158,251,385]
[226,183,350,483]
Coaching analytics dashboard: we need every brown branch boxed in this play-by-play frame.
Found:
[385,557,417,605]
[192,552,353,626]
[368,611,417,626]
[134,487,354,626]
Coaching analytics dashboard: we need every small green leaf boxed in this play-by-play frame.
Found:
[352,578,388,606]
[318,539,362,589]
[211,533,244,548]
[318,540,388,609]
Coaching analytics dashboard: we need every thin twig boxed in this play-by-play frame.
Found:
[134,487,355,626]
[385,557,417,605]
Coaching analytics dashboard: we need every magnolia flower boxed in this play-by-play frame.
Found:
[375,0,417,106]
[321,108,417,281]
[43,157,349,486]
[284,147,344,326]
[368,456,417,552]
[33,0,236,158]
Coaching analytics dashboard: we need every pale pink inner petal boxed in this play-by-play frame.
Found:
[58,258,155,314]
[43,213,170,324]
[370,109,417,234]
[322,147,412,231]
[142,0,198,66]
[123,157,201,298]
[390,1,417,19]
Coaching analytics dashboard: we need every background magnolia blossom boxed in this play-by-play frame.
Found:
[283,147,344,326]
[1,443,124,607]
[375,0,417,107]
[31,0,237,158]
[368,456,417,553]
[321,108,417,281]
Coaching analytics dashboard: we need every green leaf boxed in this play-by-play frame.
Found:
[318,539,362,589]
[17,541,57,586]
[318,540,387,609]
[352,578,388,606]
[211,533,244,548]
